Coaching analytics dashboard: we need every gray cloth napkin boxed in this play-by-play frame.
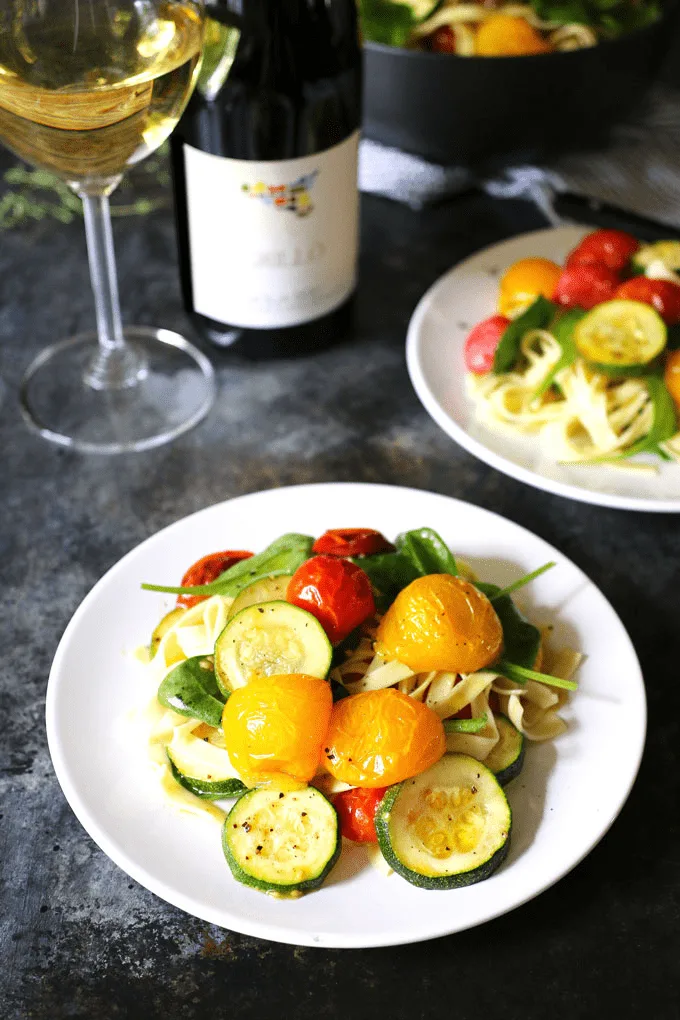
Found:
[359,85,680,230]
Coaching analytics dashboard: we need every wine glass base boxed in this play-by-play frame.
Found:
[20,327,216,454]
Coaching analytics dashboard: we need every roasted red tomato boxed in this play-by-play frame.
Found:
[464,315,510,374]
[566,229,639,273]
[554,263,620,310]
[287,555,375,645]
[333,786,388,843]
[428,26,456,52]
[614,277,680,325]
[177,550,253,608]
[312,528,394,558]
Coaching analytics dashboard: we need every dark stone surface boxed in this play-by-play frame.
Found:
[1,189,679,1020]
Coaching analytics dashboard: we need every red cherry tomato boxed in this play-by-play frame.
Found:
[312,528,394,558]
[429,26,456,52]
[614,277,680,325]
[566,229,640,273]
[464,315,510,374]
[177,550,253,608]
[287,555,375,645]
[554,263,620,310]
[333,786,387,843]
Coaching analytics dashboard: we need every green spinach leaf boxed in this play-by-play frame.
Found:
[142,533,314,598]
[396,527,458,577]
[532,308,584,401]
[493,296,556,374]
[357,527,457,609]
[530,0,661,37]
[476,582,541,669]
[354,550,421,609]
[358,0,417,46]
[443,714,488,734]
[498,660,578,692]
[158,656,226,728]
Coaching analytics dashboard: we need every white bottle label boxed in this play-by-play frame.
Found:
[183,131,359,329]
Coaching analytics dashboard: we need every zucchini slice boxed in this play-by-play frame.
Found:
[214,601,332,696]
[574,299,666,370]
[375,753,511,890]
[227,575,293,621]
[632,240,680,277]
[157,655,226,728]
[166,726,245,800]
[484,715,525,786]
[222,786,340,895]
[150,606,186,658]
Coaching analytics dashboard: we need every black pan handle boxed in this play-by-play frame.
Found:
[553,191,680,242]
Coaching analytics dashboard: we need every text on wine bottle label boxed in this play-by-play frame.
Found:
[183,132,360,329]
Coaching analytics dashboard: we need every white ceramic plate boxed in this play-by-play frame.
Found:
[407,225,680,512]
[46,483,645,948]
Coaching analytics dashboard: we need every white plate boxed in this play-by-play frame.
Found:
[46,482,645,948]
[407,225,680,512]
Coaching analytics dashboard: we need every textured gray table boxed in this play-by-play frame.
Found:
[1,191,678,1019]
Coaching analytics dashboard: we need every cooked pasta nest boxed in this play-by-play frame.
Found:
[466,329,680,466]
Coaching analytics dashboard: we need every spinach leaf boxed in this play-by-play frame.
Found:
[396,527,458,577]
[158,656,226,728]
[490,561,555,601]
[444,714,488,734]
[357,527,457,609]
[590,374,677,463]
[142,533,314,598]
[532,308,584,401]
[493,296,555,374]
[354,550,421,609]
[358,0,417,46]
[622,375,678,460]
[476,582,541,669]
[666,324,680,350]
[498,660,578,692]
[530,0,661,36]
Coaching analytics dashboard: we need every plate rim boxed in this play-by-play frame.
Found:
[406,225,680,514]
[45,481,647,948]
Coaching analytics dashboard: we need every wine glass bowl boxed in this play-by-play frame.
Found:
[0,0,215,453]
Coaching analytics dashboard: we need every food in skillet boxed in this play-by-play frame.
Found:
[359,0,662,55]
[139,527,580,898]
[464,230,680,466]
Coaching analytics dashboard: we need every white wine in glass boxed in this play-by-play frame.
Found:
[0,0,215,453]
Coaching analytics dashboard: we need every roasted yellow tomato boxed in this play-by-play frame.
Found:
[323,688,446,788]
[222,673,332,787]
[498,257,562,318]
[375,574,503,675]
[475,15,552,57]
[664,349,680,411]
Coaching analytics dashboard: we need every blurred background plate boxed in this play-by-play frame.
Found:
[406,226,680,511]
[363,6,678,167]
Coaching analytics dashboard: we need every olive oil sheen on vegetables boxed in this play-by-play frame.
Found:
[171,0,362,358]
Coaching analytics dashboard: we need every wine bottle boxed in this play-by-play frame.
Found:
[170,0,362,358]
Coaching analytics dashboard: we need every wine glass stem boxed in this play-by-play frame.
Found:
[80,190,147,390]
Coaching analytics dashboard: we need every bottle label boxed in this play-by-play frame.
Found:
[183,131,359,329]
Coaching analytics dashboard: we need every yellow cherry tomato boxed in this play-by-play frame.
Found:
[498,257,562,318]
[222,673,333,787]
[323,688,446,788]
[664,349,680,411]
[375,574,503,675]
[475,15,552,57]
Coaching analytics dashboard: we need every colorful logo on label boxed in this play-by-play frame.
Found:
[241,171,318,217]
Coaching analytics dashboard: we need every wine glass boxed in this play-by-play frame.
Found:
[0,0,215,453]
